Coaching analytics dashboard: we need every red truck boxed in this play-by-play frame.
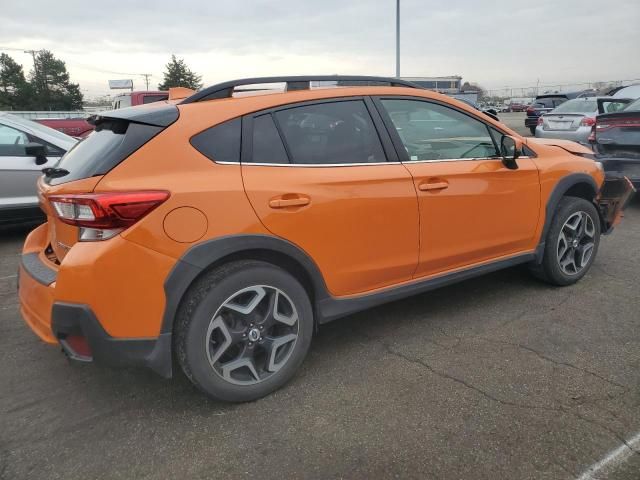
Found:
[35,91,170,138]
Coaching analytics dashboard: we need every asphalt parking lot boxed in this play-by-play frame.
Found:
[2,197,639,478]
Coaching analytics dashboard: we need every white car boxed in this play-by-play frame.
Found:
[0,113,77,224]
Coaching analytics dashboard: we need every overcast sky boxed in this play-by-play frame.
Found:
[1,0,639,98]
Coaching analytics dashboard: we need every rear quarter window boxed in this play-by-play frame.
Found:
[190,118,241,163]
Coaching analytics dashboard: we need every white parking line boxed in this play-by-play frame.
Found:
[0,274,17,280]
[577,431,640,480]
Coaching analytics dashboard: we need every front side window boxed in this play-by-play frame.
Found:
[380,99,498,161]
[273,100,386,164]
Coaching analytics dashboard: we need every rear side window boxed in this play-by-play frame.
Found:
[190,118,241,163]
[273,100,386,164]
[252,114,288,164]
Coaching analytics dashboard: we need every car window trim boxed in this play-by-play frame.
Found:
[370,95,531,163]
[239,96,396,166]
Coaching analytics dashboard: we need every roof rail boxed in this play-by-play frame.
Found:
[180,75,424,104]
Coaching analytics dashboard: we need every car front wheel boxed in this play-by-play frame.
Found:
[530,196,601,286]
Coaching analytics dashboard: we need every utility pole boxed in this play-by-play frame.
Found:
[395,0,400,78]
[141,73,151,90]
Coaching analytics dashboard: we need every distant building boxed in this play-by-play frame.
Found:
[401,76,463,94]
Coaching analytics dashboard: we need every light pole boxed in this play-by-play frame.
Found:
[395,0,400,78]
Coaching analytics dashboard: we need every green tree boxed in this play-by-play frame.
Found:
[29,50,83,110]
[158,55,202,91]
[0,53,32,110]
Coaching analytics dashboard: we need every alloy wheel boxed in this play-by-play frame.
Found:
[556,211,596,276]
[205,285,299,385]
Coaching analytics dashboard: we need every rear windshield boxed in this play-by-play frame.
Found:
[625,98,640,112]
[47,119,162,186]
[552,99,597,113]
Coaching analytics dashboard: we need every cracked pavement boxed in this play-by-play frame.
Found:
[1,198,639,480]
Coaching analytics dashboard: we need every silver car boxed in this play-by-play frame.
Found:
[534,98,602,144]
[534,97,632,144]
[0,113,77,224]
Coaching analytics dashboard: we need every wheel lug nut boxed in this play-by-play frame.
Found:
[259,326,263,330]
[248,342,253,347]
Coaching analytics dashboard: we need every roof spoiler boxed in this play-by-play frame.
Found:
[88,103,179,128]
[168,87,195,101]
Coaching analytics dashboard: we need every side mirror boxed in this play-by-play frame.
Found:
[24,142,48,165]
[500,135,522,170]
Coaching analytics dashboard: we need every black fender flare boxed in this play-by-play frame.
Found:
[161,234,331,335]
[535,173,599,261]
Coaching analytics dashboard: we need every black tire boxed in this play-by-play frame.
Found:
[175,260,313,402]
[529,126,536,135]
[529,196,601,286]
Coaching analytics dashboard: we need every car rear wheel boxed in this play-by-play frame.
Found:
[175,260,313,402]
[529,196,601,286]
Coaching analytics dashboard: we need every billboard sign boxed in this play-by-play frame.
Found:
[108,79,133,90]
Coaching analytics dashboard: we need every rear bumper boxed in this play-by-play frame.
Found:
[18,224,173,377]
[51,303,172,377]
[597,157,640,188]
[597,176,636,233]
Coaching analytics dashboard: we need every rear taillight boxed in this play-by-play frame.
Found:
[596,117,640,131]
[537,116,544,126]
[526,107,535,115]
[49,191,169,241]
[580,117,596,127]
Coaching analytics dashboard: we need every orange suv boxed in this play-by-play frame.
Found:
[18,76,633,402]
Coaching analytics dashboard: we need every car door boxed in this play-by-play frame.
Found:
[374,97,540,278]
[0,122,60,210]
[241,98,419,297]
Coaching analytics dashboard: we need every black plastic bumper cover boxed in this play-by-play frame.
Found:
[51,302,172,378]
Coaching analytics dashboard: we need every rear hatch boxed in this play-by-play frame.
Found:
[40,102,178,262]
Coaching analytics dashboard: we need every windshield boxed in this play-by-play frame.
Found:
[551,99,597,114]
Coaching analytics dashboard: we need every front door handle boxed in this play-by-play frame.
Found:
[269,195,311,208]
[418,181,449,191]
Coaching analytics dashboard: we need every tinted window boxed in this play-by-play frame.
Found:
[381,99,498,161]
[190,118,241,163]
[252,114,288,164]
[274,100,386,164]
[49,120,162,185]
[143,94,169,104]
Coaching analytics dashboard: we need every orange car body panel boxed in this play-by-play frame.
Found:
[19,85,606,345]
[404,157,541,277]
[242,163,419,295]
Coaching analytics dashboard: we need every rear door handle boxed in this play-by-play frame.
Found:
[269,195,311,208]
[418,181,449,191]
